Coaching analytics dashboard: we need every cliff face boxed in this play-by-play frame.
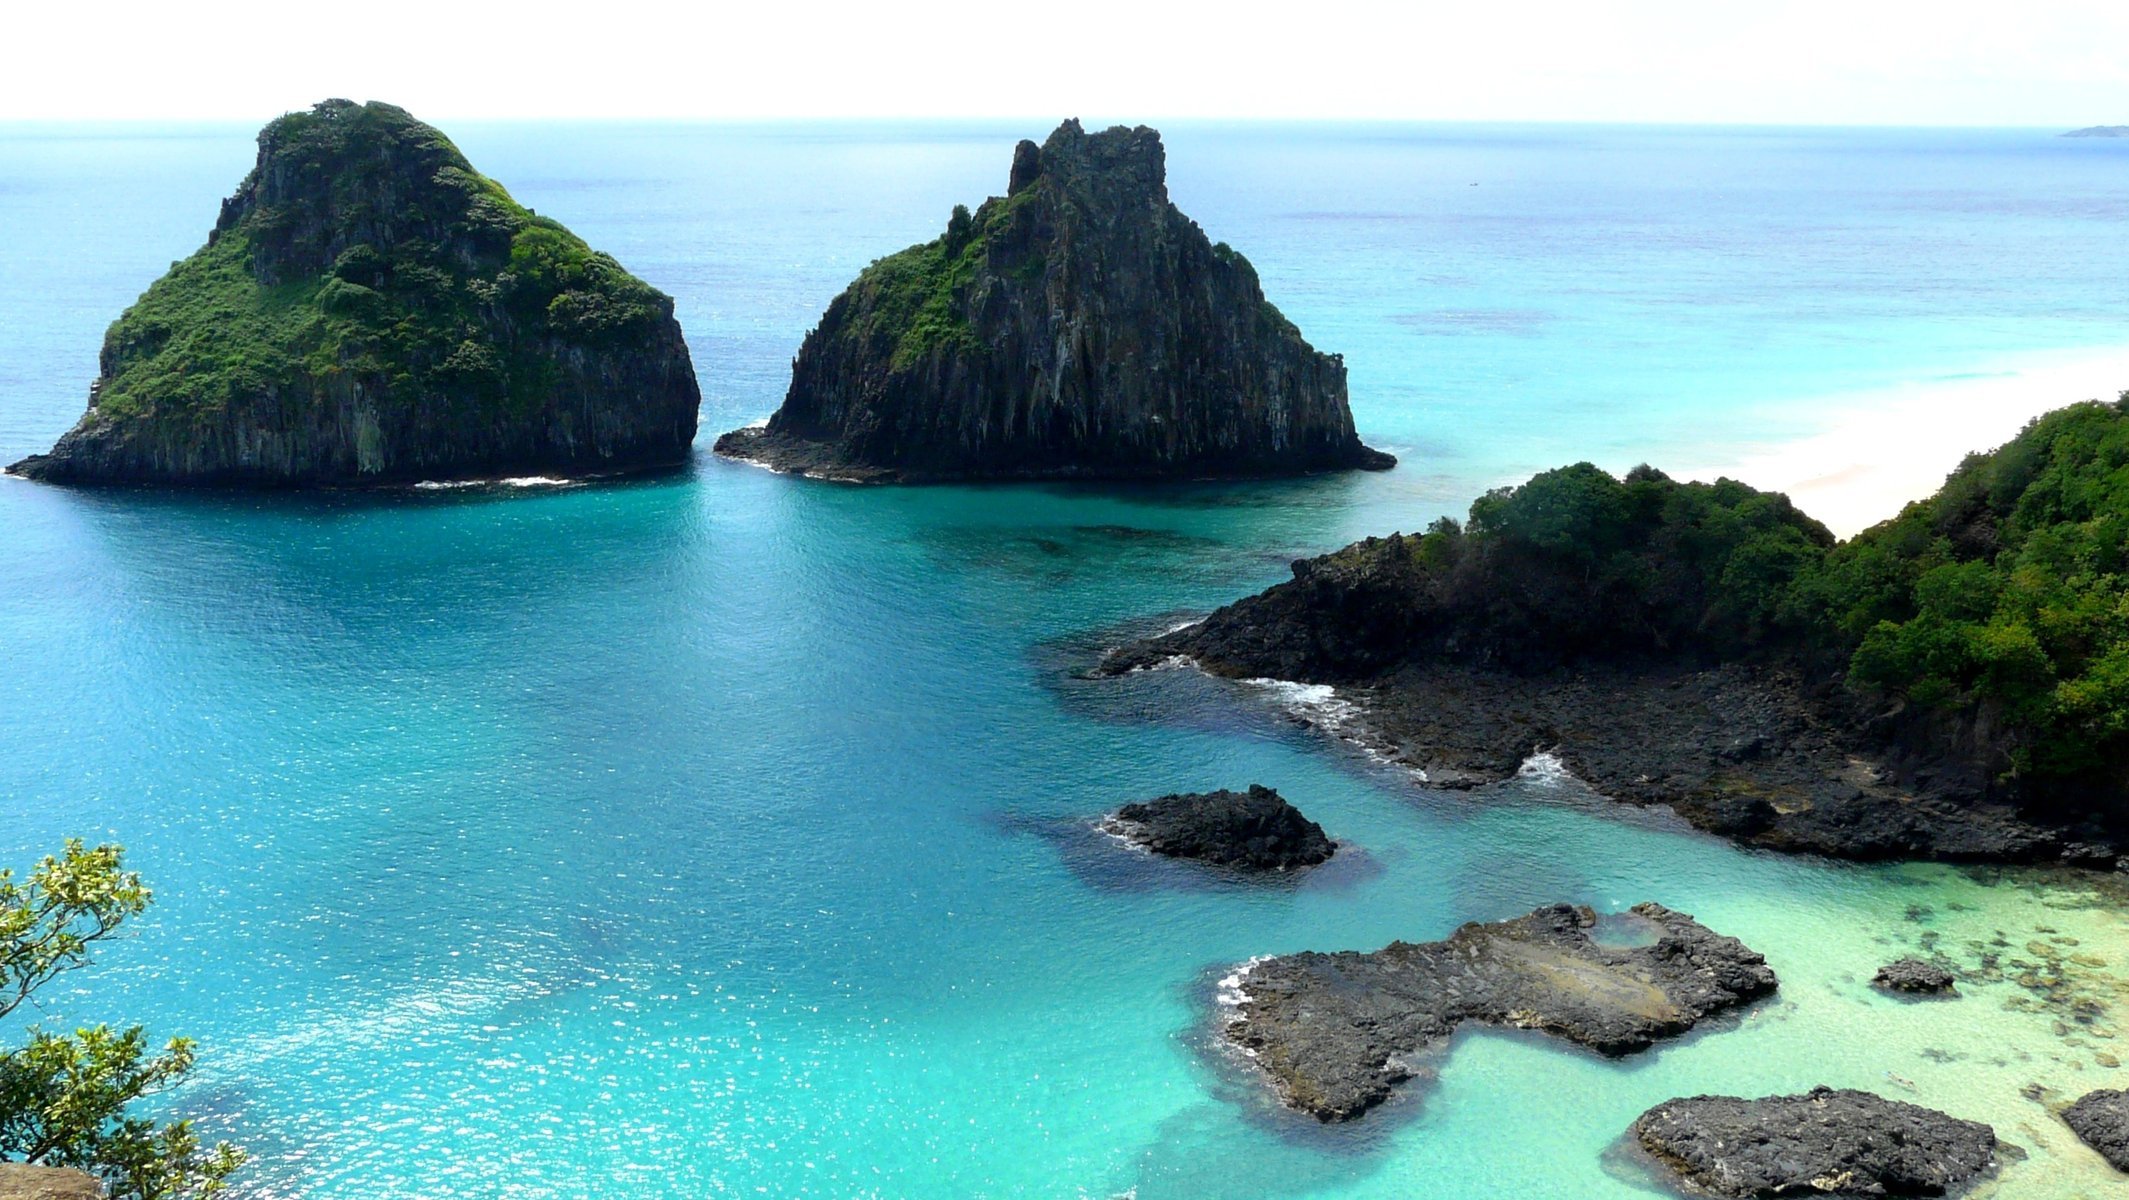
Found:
[9,99,700,486]
[715,119,1392,481]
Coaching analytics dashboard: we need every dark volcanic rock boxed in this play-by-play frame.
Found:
[1104,784,1333,870]
[714,118,1393,482]
[1225,902,1775,1121]
[9,99,699,487]
[1631,1086,1999,1198]
[2064,1088,2129,1171]
[1099,492,2112,866]
[1874,958,1959,995]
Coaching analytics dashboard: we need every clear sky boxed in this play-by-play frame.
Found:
[9,0,2127,125]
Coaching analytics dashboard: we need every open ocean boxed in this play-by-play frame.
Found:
[3,120,2129,1197]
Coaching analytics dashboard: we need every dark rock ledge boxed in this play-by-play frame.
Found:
[1223,902,1776,1121]
[1630,1087,2000,1198]
[1101,785,1334,870]
[2063,1088,2129,1172]
[1873,958,1959,995]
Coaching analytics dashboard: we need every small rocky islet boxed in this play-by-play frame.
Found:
[715,119,1394,482]
[1629,1086,2001,1199]
[1874,958,1960,995]
[8,99,700,487]
[1105,399,2129,869]
[2063,1089,2129,1172]
[1223,902,1776,1122]
[1101,784,1334,870]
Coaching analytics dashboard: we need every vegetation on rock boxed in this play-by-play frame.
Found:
[1119,394,2129,825]
[1792,398,2129,784]
[12,99,698,485]
[716,118,1391,481]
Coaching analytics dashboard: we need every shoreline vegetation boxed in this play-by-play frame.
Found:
[0,843,240,1198]
[1683,343,2129,537]
[1107,394,2129,868]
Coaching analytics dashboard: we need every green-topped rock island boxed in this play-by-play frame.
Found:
[715,119,1393,481]
[8,100,700,487]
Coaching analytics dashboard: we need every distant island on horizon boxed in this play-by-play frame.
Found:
[2064,125,2129,138]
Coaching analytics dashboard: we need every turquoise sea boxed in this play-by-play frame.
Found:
[4,121,2129,1198]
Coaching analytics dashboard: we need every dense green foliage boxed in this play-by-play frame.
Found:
[93,99,668,424]
[0,842,241,1197]
[1383,462,1833,666]
[1790,396,2129,779]
[1369,395,2129,787]
[845,189,1040,369]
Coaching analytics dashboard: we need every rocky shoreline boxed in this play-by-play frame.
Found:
[1223,902,1776,1122]
[1105,645,2115,866]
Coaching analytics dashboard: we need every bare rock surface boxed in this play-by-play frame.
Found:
[1630,1086,1999,1198]
[1103,785,1334,870]
[1224,902,1776,1121]
[2064,1088,2129,1172]
[1874,958,1959,995]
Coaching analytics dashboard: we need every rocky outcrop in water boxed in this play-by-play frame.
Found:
[1102,446,2129,867]
[1224,902,1775,1121]
[2063,1089,2129,1171]
[1103,785,1333,869]
[0,1166,103,1199]
[2065,126,2129,138]
[1874,958,1958,995]
[8,99,699,487]
[1630,1087,2000,1198]
[714,119,1393,481]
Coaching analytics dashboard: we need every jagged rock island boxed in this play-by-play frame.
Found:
[1630,1087,2000,1198]
[714,119,1393,481]
[1106,398,2129,866]
[1224,903,1775,1121]
[1101,785,1334,869]
[8,99,700,487]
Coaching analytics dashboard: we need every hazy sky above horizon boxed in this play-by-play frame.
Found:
[9,1,2127,125]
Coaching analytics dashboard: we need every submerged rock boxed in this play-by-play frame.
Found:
[2064,1088,2129,1171]
[1874,958,1959,995]
[9,99,699,487]
[1104,785,1333,870]
[1224,902,1775,1121]
[0,1165,104,1199]
[715,118,1393,481]
[1630,1086,1999,1198]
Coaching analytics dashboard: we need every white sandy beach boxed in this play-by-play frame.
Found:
[1682,345,2129,539]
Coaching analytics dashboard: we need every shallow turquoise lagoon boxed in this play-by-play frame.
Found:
[3,122,2129,1197]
